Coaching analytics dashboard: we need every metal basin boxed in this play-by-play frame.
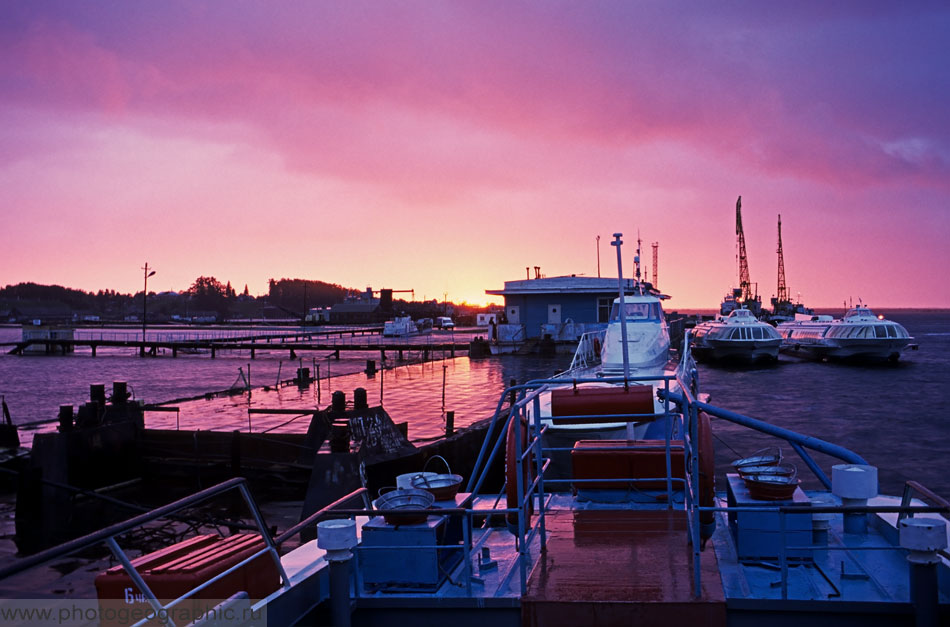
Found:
[732,447,783,471]
[743,474,801,501]
[373,488,435,525]
[411,472,464,501]
[736,463,796,480]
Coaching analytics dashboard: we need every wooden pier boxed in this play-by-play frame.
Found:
[6,335,468,360]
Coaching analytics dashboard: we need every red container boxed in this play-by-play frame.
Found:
[550,386,654,424]
[571,440,685,489]
[96,533,280,609]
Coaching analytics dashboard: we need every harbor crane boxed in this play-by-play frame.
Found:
[774,214,789,305]
[731,196,762,316]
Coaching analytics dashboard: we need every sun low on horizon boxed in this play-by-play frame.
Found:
[1,2,948,310]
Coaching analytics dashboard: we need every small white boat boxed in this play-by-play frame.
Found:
[382,316,418,337]
[777,305,912,362]
[691,308,781,364]
[526,236,684,474]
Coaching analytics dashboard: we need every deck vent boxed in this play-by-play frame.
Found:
[832,464,878,534]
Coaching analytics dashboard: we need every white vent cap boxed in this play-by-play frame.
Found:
[832,464,878,500]
[900,517,948,552]
[317,519,357,551]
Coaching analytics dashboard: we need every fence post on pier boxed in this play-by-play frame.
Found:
[442,365,448,412]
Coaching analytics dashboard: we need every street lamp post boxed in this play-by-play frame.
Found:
[141,263,156,357]
[596,235,601,278]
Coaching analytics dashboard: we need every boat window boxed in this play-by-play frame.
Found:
[874,326,887,338]
[751,327,762,339]
[609,301,661,322]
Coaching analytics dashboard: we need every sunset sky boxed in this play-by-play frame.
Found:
[1,2,948,308]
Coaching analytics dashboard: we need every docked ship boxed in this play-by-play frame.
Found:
[690,307,782,364]
[381,315,418,337]
[777,305,913,362]
[529,234,679,461]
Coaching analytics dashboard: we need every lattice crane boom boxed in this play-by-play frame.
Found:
[736,196,753,302]
[776,214,788,303]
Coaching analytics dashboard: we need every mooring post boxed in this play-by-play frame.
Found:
[442,364,448,411]
[445,411,455,437]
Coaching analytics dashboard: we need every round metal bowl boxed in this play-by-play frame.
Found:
[743,474,801,501]
[736,463,796,480]
[373,488,435,525]
[732,447,783,472]
[411,472,464,501]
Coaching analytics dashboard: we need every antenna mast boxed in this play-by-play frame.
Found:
[651,242,658,288]
[736,196,753,302]
[776,214,788,304]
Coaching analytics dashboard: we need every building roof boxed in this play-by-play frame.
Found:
[486,275,653,296]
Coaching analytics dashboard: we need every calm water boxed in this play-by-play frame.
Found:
[1,312,948,497]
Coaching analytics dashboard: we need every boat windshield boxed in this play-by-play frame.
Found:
[610,301,662,322]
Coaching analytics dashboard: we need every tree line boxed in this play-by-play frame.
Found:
[0,277,354,321]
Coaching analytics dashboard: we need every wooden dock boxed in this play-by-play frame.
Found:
[7,336,468,360]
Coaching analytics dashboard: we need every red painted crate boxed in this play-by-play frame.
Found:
[96,533,280,608]
[571,439,685,489]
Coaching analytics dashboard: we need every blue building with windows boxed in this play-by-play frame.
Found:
[485,275,666,352]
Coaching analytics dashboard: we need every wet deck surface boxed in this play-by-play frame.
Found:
[522,509,725,626]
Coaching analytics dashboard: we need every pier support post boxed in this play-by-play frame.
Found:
[250,348,255,359]
[398,349,404,361]
[172,347,177,358]
[91,345,96,357]
[211,347,216,359]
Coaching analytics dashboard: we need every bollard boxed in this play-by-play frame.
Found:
[331,391,346,414]
[353,388,368,411]
[112,381,129,404]
[445,411,455,437]
[58,405,74,433]
[90,384,106,406]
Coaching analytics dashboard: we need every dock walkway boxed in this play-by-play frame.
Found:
[522,509,725,626]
